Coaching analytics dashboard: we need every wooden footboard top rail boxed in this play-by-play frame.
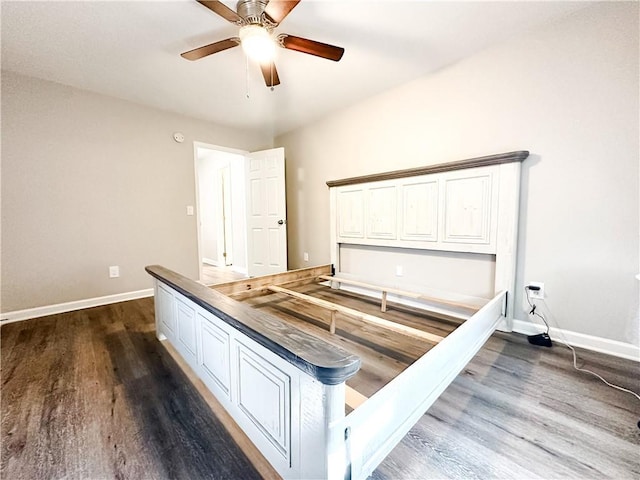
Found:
[342,290,507,480]
[145,265,360,385]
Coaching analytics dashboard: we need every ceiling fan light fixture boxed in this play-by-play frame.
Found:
[239,25,276,63]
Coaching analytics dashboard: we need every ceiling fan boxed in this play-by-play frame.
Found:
[181,0,345,88]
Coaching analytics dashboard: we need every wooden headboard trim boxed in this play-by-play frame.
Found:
[326,150,529,187]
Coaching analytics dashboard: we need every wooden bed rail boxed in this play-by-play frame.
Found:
[341,290,507,480]
[318,275,481,313]
[212,264,332,297]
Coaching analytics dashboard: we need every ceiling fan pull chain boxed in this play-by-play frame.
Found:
[245,54,250,99]
[270,63,275,92]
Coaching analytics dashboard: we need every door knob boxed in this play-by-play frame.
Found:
[278,219,285,225]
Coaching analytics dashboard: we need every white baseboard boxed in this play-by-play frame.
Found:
[512,319,640,362]
[202,258,220,266]
[0,288,154,324]
[231,266,248,275]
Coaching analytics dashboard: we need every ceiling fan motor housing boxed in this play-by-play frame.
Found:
[237,0,269,25]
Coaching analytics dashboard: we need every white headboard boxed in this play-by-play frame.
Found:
[326,151,529,328]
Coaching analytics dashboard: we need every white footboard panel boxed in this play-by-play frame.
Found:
[343,291,507,480]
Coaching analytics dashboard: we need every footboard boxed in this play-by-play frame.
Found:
[146,265,360,480]
[343,291,507,480]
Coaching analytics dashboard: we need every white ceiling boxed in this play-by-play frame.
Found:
[1,1,588,137]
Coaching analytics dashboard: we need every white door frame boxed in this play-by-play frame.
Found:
[215,164,233,266]
[193,142,248,282]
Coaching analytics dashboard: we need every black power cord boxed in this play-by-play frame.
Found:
[524,284,640,429]
[524,286,552,347]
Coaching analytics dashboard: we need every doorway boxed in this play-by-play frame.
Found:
[194,143,288,281]
[194,143,248,282]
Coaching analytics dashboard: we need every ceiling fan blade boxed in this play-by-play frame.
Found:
[181,38,240,60]
[263,0,301,25]
[259,62,281,87]
[197,0,243,24]
[278,34,344,61]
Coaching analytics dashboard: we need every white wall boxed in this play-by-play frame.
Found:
[277,3,639,346]
[1,72,270,312]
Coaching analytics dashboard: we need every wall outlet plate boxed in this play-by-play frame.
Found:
[528,281,544,299]
[109,266,120,278]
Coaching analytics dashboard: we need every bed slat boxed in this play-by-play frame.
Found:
[267,285,445,344]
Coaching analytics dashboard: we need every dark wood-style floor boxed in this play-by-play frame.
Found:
[2,288,639,478]
[1,300,262,480]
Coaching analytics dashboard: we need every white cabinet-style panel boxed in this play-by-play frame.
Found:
[337,189,364,239]
[157,284,176,338]
[443,173,492,245]
[198,313,231,398]
[236,342,290,459]
[334,166,498,253]
[399,180,438,242]
[176,299,197,362]
[367,186,397,240]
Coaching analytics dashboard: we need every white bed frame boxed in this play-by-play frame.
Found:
[147,150,528,480]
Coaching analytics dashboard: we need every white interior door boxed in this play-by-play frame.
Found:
[246,147,287,277]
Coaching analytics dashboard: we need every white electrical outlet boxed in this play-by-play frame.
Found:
[528,281,544,299]
[303,252,309,262]
[186,205,194,216]
[396,265,403,277]
[109,266,120,278]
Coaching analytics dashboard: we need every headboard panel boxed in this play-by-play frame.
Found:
[327,151,528,327]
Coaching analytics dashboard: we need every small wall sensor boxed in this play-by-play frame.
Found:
[173,132,185,143]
